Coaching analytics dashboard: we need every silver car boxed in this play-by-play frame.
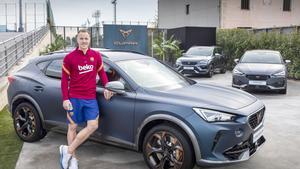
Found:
[232,50,291,94]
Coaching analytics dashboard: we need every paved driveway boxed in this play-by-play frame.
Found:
[16,72,300,169]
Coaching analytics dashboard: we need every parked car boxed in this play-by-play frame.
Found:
[8,49,265,169]
[232,50,290,94]
[175,46,227,77]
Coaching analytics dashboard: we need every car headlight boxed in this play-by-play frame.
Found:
[176,60,182,65]
[272,70,285,77]
[233,68,244,75]
[193,108,236,122]
[198,60,208,64]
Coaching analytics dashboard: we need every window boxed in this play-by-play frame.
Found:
[37,60,51,72]
[99,63,131,91]
[45,59,63,79]
[214,47,223,55]
[241,0,250,10]
[283,0,291,11]
[186,4,190,15]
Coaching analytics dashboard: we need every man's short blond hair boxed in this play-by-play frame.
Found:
[77,29,90,35]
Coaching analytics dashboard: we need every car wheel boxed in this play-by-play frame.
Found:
[279,88,287,94]
[142,124,195,169]
[220,67,226,74]
[207,65,214,77]
[13,102,47,142]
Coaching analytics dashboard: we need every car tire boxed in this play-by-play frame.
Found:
[279,88,287,94]
[207,65,214,78]
[13,102,47,142]
[220,67,226,74]
[142,124,195,169]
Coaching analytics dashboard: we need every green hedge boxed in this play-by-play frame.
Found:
[217,29,300,80]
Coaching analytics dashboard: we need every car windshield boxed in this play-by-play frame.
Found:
[240,51,283,64]
[186,47,213,56]
[116,59,191,91]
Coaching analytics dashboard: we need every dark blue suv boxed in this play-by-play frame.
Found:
[7,49,265,169]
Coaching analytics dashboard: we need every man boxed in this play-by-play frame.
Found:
[60,29,113,169]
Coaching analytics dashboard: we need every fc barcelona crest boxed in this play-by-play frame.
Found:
[90,57,94,62]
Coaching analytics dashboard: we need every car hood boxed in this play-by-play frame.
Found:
[235,63,285,75]
[177,56,211,61]
[146,83,258,115]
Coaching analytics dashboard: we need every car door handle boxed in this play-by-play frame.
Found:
[34,86,44,92]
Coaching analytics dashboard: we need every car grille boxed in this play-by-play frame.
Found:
[248,108,265,129]
[246,75,270,80]
[182,61,197,66]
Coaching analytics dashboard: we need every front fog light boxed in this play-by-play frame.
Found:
[235,128,244,137]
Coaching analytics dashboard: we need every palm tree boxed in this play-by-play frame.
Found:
[153,32,183,63]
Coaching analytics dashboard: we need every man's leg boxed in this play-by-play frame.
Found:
[67,124,77,145]
[67,116,98,154]
[67,123,77,156]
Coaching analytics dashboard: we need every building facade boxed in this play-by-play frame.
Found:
[158,0,220,29]
[158,0,300,29]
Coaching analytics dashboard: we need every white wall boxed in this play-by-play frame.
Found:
[221,0,300,28]
[158,0,220,29]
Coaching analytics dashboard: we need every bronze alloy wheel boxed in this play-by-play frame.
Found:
[15,106,36,138]
[13,102,46,142]
[143,124,194,169]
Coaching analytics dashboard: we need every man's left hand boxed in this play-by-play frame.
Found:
[104,89,114,100]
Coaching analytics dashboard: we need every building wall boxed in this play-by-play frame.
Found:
[221,0,300,28]
[158,0,220,29]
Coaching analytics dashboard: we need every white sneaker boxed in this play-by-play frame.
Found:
[59,145,72,169]
[69,157,79,169]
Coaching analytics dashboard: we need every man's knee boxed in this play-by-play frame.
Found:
[68,124,77,132]
[87,123,98,132]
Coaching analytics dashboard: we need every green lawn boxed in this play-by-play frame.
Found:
[0,106,23,169]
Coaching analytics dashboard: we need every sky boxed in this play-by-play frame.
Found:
[50,0,158,26]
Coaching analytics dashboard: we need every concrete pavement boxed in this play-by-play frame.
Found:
[15,72,300,169]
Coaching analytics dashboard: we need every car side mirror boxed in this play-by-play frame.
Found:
[285,60,291,64]
[105,81,126,95]
[234,59,239,64]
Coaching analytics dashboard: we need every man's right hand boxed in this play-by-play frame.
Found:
[63,100,72,110]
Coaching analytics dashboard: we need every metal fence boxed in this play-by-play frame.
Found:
[0,26,48,77]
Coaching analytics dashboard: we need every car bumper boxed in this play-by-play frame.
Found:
[186,104,266,167]
[232,74,286,90]
[176,64,209,75]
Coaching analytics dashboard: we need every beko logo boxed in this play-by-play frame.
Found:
[78,64,93,74]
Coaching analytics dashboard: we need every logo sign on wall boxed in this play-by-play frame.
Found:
[103,24,148,54]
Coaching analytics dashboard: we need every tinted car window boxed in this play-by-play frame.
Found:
[186,47,213,56]
[98,63,131,91]
[215,47,222,55]
[45,59,63,78]
[240,51,283,64]
[116,59,191,91]
[37,60,51,72]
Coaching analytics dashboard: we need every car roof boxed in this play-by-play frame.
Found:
[245,49,280,54]
[190,46,218,48]
[30,48,151,63]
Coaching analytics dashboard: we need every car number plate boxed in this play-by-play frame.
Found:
[183,66,194,70]
[249,80,266,86]
[253,126,264,143]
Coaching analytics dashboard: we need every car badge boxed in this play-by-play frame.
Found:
[257,112,262,123]
[90,57,94,62]
[256,76,260,79]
